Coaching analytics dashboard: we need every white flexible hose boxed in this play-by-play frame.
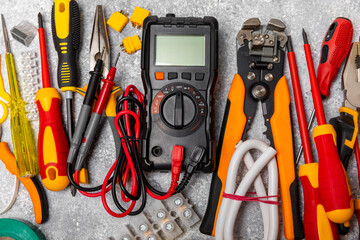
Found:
[0,175,19,215]
[215,139,278,240]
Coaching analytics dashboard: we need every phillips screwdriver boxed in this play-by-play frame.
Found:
[74,53,120,172]
[36,13,69,191]
[51,0,81,141]
[296,18,353,164]
[286,36,338,239]
[1,14,38,177]
[303,29,354,224]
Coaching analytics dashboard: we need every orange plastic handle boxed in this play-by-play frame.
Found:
[0,141,48,224]
[36,88,69,191]
[200,74,246,235]
[270,76,303,239]
[299,163,339,240]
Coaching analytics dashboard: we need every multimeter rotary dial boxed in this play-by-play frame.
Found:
[151,83,206,134]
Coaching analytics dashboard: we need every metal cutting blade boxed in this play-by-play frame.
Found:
[89,5,110,77]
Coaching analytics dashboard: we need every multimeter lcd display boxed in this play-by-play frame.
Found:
[155,35,206,66]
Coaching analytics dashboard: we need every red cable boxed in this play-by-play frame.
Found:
[75,85,183,217]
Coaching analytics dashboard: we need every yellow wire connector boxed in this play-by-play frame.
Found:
[130,7,150,29]
[107,10,128,33]
[121,35,142,54]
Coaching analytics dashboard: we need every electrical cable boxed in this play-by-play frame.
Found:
[67,85,190,217]
[215,139,278,240]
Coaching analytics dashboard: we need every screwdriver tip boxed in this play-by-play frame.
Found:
[38,13,43,28]
[286,36,293,52]
[114,52,120,67]
[302,28,308,44]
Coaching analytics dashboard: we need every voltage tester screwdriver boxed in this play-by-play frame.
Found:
[1,14,38,177]
[303,29,353,224]
[286,37,338,239]
[36,13,69,191]
[51,0,81,141]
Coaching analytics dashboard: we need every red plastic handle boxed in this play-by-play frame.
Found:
[313,125,353,223]
[36,88,69,191]
[93,67,116,114]
[300,163,339,240]
[317,17,353,98]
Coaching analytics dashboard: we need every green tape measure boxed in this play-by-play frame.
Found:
[0,219,46,240]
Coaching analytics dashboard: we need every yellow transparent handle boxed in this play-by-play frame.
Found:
[5,53,38,177]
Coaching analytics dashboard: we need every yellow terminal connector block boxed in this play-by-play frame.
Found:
[107,10,129,33]
[130,6,150,29]
[121,35,142,54]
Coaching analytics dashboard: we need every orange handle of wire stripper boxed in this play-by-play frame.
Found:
[270,75,303,240]
[200,73,246,236]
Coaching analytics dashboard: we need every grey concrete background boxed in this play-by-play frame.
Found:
[0,0,359,239]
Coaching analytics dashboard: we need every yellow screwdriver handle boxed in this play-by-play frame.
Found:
[5,52,38,177]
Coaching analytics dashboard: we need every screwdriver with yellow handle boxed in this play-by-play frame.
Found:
[36,13,69,191]
[1,14,38,177]
[303,29,354,224]
[51,0,81,141]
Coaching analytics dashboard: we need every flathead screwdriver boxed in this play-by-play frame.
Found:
[1,14,38,177]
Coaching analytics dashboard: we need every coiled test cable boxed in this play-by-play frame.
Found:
[215,139,279,240]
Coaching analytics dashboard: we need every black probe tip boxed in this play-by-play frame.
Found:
[286,36,293,52]
[38,13,43,28]
[302,28,308,44]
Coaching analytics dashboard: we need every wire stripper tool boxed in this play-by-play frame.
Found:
[201,18,304,239]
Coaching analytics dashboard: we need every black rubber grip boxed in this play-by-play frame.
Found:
[51,0,81,90]
[330,114,355,169]
[200,99,230,235]
[31,176,49,224]
[290,177,305,239]
[84,59,103,106]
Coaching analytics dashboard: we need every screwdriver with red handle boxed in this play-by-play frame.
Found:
[303,29,354,224]
[286,36,338,239]
[296,18,353,164]
[36,13,69,191]
[317,18,353,98]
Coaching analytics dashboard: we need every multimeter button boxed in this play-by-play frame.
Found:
[195,73,205,81]
[155,72,165,80]
[168,72,178,80]
[181,72,191,80]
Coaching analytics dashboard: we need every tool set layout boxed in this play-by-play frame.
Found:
[1,0,360,239]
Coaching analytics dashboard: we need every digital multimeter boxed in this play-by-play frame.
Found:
[141,14,218,172]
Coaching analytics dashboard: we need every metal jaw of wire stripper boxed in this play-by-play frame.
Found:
[201,18,304,239]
